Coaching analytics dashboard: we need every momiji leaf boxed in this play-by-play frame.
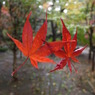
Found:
[35,40,66,58]
[7,33,27,56]
[41,40,75,56]
[49,19,87,73]
[30,21,47,54]
[50,59,67,72]
[32,55,55,64]
[30,58,38,69]
[68,59,72,72]
[47,40,75,51]
[7,11,55,76]
[22,11,33,54]
[61,18,72,53]
[72,45,87,57]
[71,30,77,52]
[33,44,51,57]
[71,56,80,63]
[61,18,71,41]
[44,41,65,53]
[33,39,74,57]
[54,49,66,58]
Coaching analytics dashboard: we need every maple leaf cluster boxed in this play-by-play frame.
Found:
[7,12,87,76]
[49,19,87,72]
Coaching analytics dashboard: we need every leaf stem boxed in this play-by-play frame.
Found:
[11,57,29,76]
[71,63,77,73]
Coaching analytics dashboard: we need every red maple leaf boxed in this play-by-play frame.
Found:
[7,12,55,76]
[49,19,87,73]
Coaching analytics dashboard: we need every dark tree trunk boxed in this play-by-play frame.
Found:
[89,27,93,60]
[12,44,18,80]
[92,50,95,71]
[8,0,20,80]
[51,21,56,41]
[88,2,94,60]
[12,22,18,80]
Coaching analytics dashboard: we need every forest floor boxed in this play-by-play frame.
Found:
[0,47,95,95]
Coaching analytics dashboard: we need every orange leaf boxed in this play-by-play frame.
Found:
[7,11,54,76]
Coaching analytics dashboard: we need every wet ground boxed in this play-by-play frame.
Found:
[0,47,95,95]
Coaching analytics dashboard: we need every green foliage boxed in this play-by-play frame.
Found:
[2,0,93,46]
[48,37,53,42]
[0,46,8,52]
[67,25,89,45]
[46,0,91,45]
[77,26,89,45]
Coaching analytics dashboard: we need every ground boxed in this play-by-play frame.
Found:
[0,47,95,95]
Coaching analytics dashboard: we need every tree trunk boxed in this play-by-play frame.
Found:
[51,21,56,41]
[88,2,94,60]
[12,44,18,80]
[92,50,95,71]
[89,27,93,60]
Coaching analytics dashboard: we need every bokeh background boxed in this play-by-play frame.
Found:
[0,0,95,95]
